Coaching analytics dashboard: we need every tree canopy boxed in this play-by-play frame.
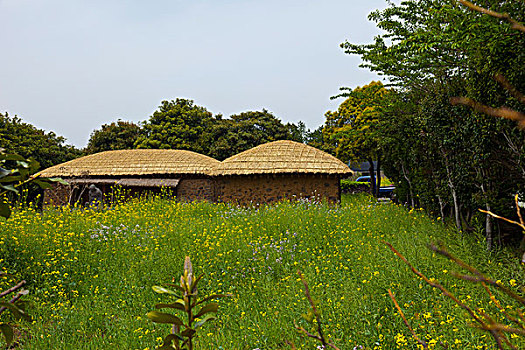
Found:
[135,99,214,153]
[206,110,301,160]
[0,112,81,170]
[85,120,141,154]
[85,99,307,161]
[321,0,525,247]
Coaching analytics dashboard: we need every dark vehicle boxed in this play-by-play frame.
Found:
[354,176,395,198]
[356,176,371,182]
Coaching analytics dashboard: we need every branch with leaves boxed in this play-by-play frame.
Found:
[385,241,524,349]
[451,2,525,128]
[0,150,67,346]
[147,257,230,350]
[288,271,340,350]
[0,273,30,347]
[458,0,525,33]
[0,149,68,219]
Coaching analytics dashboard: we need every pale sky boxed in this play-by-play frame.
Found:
[0,0,389,148]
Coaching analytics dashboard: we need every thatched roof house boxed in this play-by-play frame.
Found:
[41,149,220,206]
[212,140,352,204]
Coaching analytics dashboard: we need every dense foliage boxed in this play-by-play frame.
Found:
[85,121,142,154]
[0,113,81,170]
[86,98,307,160]
[322,0,525,248]
[205,110,302,160]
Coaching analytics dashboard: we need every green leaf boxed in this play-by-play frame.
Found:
[15,161,29,169]
[152,286,179,296]
[162,333,184,346]
[33,179,52,190]
[164,283,185,293]
[18,167,29,178]
[48,177,69,185]
[14,299,30,312]
[146,311,183,325]
[191,273,204,290]
[0,168,10,179]
[195,303,218,318]
[0,184,19,194]
[0,202,11,219]
[155,300,185,311]
[194,314,216,329]
[28,158,40,173]
[0,302,27,320]
[0,174,22,183]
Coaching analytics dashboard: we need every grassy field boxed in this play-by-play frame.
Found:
[0,194,523,349]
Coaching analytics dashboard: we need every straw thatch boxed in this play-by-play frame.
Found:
[40,149,220,177]
[66,178,180,187]
[212,140,352,176]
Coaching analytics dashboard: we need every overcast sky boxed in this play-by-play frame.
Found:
[0,0,389,148]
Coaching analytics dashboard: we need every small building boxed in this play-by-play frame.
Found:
[40,149,220,206]
[212,140,352,204]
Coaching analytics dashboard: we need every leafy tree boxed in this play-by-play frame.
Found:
[323,81,391,196]
[287,121,309,144]
[336,0,524,246]
[206,109,298,160]
[135,99,214,154]
[85,120,141,154]
[304,126,327,151]
[0,112,81,170]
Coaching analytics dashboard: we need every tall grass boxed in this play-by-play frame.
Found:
[0,194,523,349]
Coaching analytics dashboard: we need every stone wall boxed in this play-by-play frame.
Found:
[43,183,72,207]
[216,174,340,205]
[177,178,215,202]
[43,177,216,207]
[44,175,338,206]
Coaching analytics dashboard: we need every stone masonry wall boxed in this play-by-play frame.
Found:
[216,174,340,205]
[43,183,72,207]
[177,178,215,202]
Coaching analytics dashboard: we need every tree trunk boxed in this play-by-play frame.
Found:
[442,150,461,232]
[401,163,415,207]
[451,188,462,232]
[368,159,376,197]
[485,206,493,251]
[479,182,493,251]
[376,157,382,197]
[437,194,445,225]
[445,157,461,231]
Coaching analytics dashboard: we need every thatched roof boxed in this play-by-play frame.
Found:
[66,178,180,187]
[212,140,352,176]
[40,149,220,177]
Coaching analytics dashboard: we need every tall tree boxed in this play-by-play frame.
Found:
[135,99,214,154]
[323,81,391,196]
[206,110,297,160]
[85,120,141,154]
[0,112,80,170]
[336,0,524,245]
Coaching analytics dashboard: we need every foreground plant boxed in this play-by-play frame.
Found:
[0,148,67,218]
[1,149,65,346]
[0,273,30,347]
[287,270,340,350]
[147,256,229,350]
[386,241,525,349]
